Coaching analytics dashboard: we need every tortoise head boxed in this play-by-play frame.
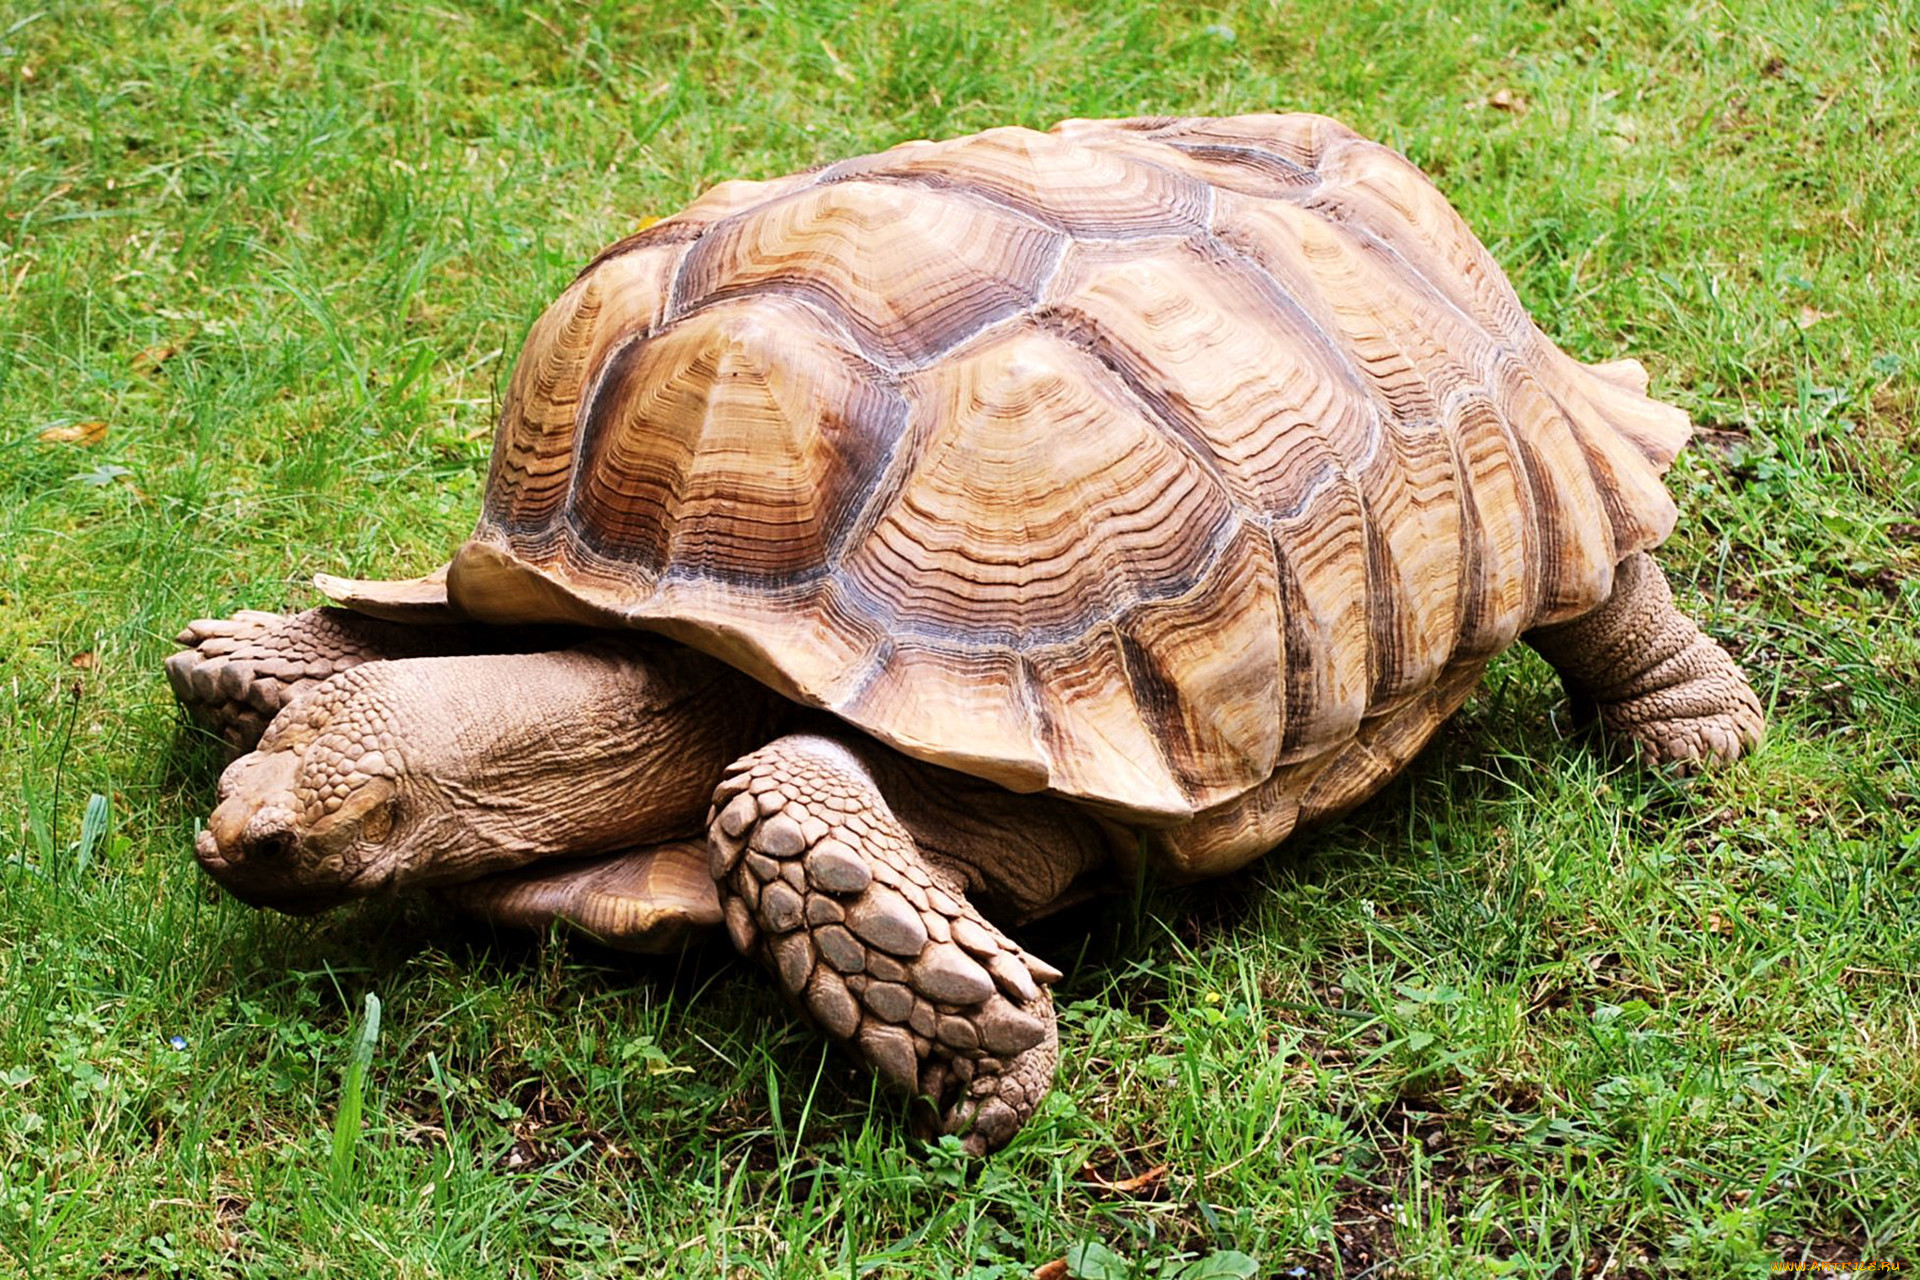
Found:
[196,666,423,912]
[194,643,771,914]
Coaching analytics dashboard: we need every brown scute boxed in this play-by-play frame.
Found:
[1487,358,1622,621]
[670,179,1066,368]
[1111,522,1286,793]
[1056,113,1347,202]
[580,169,828,275]
[825,126,1213,239]
[1305,143,1541,350]
[567,295,908,586]
[1267,485,1372,763]
[1583,356,1651,396]
[449,539,625,629]
[1444,392,1541,661]
[1141,112,1354,171]
[833,640,1051,794]
[314,564,457,625]
[1041,236,1376,512]
[457,114,1693,831]
[841,323,1236,645]
[484,246,683,540]
[1018,625,1192,816]
[1536,344,1689,523]
[1147,654,1493,877]
[1168,143,1320,197]
[482,274,601,534]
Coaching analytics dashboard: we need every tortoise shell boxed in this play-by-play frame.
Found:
[437,113,1690,830]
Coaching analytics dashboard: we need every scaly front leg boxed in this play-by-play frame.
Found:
[708,733,1106,1154]
[167,607,525,755]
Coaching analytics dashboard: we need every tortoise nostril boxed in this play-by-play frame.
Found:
[240,807,298,861]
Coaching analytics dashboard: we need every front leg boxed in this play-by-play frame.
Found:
[708,733,1098,1154]
[167,607,517,755]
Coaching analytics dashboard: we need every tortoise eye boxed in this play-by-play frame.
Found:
[361,799,396,845]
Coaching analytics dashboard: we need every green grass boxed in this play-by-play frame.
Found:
[3,0,1917,1274]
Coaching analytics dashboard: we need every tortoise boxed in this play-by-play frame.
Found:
[169,113,1765,1153]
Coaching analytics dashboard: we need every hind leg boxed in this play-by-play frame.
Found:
[1526,552,1764,771]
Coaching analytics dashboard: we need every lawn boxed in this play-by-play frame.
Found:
[2,0,1916,1275]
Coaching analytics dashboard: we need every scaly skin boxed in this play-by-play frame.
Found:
[1526,552,1765,771]
[707,733,1066,1154]
[167,608,530,756]
[197,641,776,909]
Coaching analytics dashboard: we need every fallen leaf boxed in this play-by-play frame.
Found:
[1488,87,1528,114]
[133,340,182,372]
[1032,1263,1069,1280]
[69,652,96,670]
[38,421,107,446]
[1079,1162,1171,1194]
[1797,305,1835,329]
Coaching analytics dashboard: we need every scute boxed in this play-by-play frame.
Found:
[566,294,908,585]
[483,246,681,540]
[455,114,1692,832]
[823,125,1213,239]
[842,322,1236,645]
[670,180,1065,368]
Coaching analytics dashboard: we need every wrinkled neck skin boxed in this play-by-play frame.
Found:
[200,639,781,911]
[200,633,1124,921]
[399,649,734,868]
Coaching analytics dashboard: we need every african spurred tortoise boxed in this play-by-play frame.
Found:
[170,114,1764,1152]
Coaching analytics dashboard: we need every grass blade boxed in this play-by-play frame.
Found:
[329,992,382,1194]
[73,791,109,878]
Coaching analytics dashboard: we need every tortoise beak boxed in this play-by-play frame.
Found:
[193,825,340,914]
[195,817,358,915]
[196,750,392,913]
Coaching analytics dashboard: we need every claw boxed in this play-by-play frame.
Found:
[711,734,1061,1154]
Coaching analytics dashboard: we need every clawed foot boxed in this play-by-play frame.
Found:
[708,734,1062,1154]
[1529,554,1765,777]
[1591,643,1766,775]
[167,609,393,754]
[167,607,531,756]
